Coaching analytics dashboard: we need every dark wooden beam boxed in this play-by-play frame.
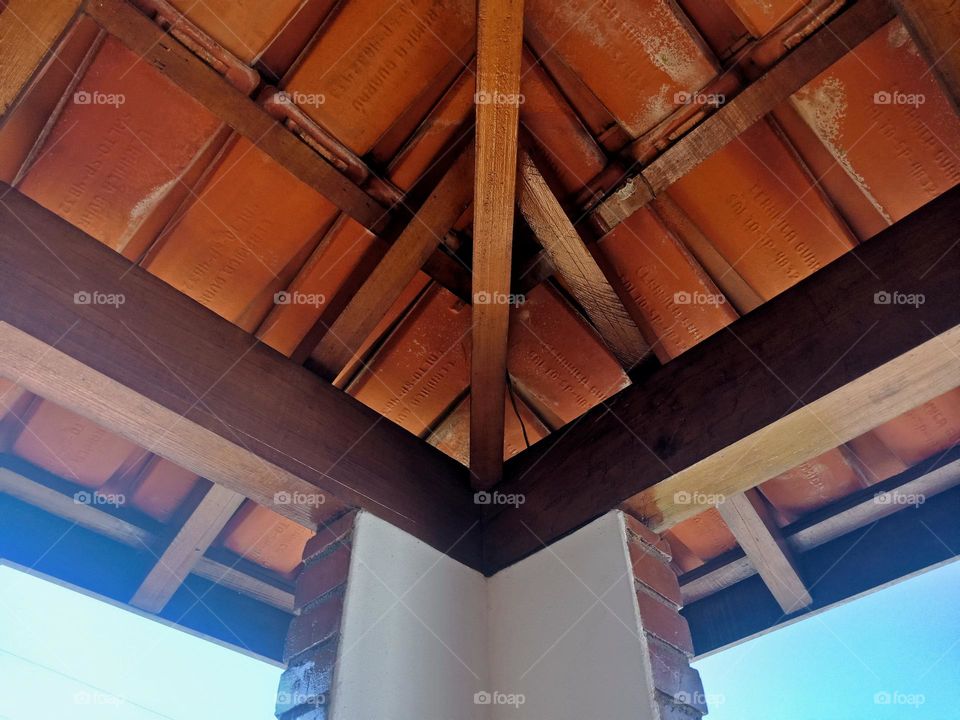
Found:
[484,187,960,573]
[590,0,895,234]
[470,0,524,489]
[0,185,482,569]
[893,0,960,114]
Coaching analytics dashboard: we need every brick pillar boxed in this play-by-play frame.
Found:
[275,510,357,720]
[624,514,708,719]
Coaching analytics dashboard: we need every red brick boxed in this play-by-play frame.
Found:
[277,640,338,716]
[636,589,693,655]
[302,511,358,564]
[295,545,351,610]
[647,635,706,713]
[624,513,672,560]
[628,542,683,607]
[284,593,344,662]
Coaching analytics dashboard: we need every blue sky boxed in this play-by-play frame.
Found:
[0,559,957,719]
[694,559,960,720]
[0,565,281,720]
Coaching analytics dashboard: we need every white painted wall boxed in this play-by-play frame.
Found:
[487,511,655,720]
[331,512,490,720]
[331,510,653,720]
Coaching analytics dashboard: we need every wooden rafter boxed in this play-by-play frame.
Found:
[484,187,960,572]
[470,0,524,489]
[0,186,482,569]
[517,148,651,367]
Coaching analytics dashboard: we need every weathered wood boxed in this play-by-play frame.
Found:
[471,0,524,489]
[0,185,482,569]
[83,0,387,231]
[517,149,650,367]
[893,0,960,114]
[716,489,811,613]
[130,483,245,612]
[590,0,895,234]
[313,148,474,380]
[485,186,960,573]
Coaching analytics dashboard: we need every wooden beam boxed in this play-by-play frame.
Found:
[0,185,482,569]
[484,186,960,573]
[130,483,244,612]
[716,489,811,613]
[83,0,386,231]
[590,0,895,234]
[517,149,651,367]
[313,148,474,380]
[470,0,524,489]
[892,0,960,113]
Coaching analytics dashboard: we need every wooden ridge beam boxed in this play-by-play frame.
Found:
[484,186,960,573]
[716,489,811,613]
[517,148,651,367]
[470,0,524,489]
[130,482,245,612]
[0,185,482,569]
[590,0,895,234]
[313,148,475,380]
[893,0,960,114]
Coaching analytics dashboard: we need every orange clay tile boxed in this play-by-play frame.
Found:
[164,0,306,65]
[141,135,339,332]
[758,447,864,523]
[508,284,630,428]
[791,20,960,225]
[666,119,855,300]
[722,0,806,37]
[257,0,341,80]
[257,216,383,357]
[520,52,607,198]
[0,17,101,183]
[128,457,200,522]
[845,431,909,485]
[870,389,960,466]
[675,0,748,60]
[595,206,737,362]
[348,285,471,437]
[427,391,550,466]
[665,508,738,565]
[524,0,717,138]
[12,401,140,488]
[283,0,475,155]
[17,37,224,259]
[218,502,313,578]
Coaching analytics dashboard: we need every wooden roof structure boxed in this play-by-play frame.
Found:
[0,0,958,661]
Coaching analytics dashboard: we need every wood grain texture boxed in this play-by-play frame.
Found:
[590,0,895,233]
[517,149,650,367]
[893,0,960,114]
[470,0,524,489]
[313,148,474,380]
[83,0,387,231]
[716,489,811,613]
[0,186,482,569]
[485,186,960,573]
[130,483,244,612]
